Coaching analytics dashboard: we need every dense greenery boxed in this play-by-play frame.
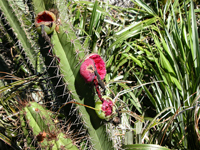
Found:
[0,0,199,149]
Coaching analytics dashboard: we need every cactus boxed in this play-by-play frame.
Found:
[0,0,114,149]
[20,101,78,149]
[1,0,199,149]
[32,0,114,149]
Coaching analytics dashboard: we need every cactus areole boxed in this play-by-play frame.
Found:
[35,11,56,34]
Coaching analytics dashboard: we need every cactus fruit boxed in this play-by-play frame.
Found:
[80,53,106,83]
[87,54,106,81]
[80,58,96,83]
[80,53,107,101]
[95,96,116,120]
[80,54,117,121]
[35,11,56,35]
[20,101,78,150]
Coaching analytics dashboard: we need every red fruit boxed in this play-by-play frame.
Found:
[87,54,106,81]
[80,58,95,83]
[36,11,54,23]
[101,100,114,116]
[95,97,115,120]
[80,54,106,83]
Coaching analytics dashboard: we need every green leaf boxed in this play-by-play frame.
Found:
[123,144,170,150]
[190,0,200,75]
[0,132,21,150]
[108,17,157,51]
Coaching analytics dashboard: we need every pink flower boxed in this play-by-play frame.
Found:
[95,98,115,120]
[101,100,114,116]
[80,58,95,82]
[80,54,106,82]
[88,54,106,80]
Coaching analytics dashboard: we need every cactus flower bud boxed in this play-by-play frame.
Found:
[35,11,56,34]
[95,96,115,120]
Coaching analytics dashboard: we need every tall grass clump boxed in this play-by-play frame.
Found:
[125,0,200,149]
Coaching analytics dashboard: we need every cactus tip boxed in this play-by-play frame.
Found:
[35,11,56,34]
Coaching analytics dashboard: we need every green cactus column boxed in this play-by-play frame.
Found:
[32,0,114,149]
[20,102,78,150]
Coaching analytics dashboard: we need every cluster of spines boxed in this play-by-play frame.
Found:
[0,0,44,74]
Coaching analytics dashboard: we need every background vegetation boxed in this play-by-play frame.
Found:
[0,0,199,149]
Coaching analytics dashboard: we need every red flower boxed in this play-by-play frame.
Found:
[95,97,115,120]
[101,99,114,116]
[80,54,106,82]
[80,58,95,83]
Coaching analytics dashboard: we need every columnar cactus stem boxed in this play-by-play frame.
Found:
[30,0,114,149]
[20,102,78,150]
[0,0,45,74]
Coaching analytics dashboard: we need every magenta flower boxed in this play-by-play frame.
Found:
[80,54,106,83]
[80,58,95,83]
[101,100,114,116]
[95,97,115,120]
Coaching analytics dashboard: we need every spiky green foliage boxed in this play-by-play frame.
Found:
[0,0,45,74]
[123,144,170,150]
